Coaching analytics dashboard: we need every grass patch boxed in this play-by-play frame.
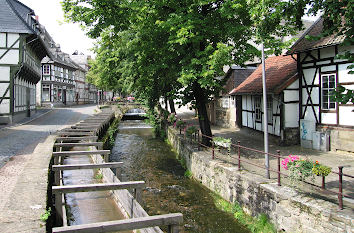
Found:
[102,117,120,150]
[212,193,275,233]
[40,207,51,222]
[184,170,192,178]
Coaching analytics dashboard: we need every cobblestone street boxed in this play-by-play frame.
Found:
[0,105,97,168]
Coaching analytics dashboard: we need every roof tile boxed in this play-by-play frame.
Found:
[229,55,297,95]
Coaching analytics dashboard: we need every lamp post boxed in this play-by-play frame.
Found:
[261,43,270,179]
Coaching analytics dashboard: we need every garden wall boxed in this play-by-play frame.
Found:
[168,127,354,233]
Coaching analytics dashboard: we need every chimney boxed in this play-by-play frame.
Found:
[35,15,39,22]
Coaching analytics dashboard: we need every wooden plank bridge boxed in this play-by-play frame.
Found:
[52,110,182,232]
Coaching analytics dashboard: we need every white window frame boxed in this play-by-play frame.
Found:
[254,96,262,122]
[43,65,50,75]
[321,73,337,110]
[267,96,273,124]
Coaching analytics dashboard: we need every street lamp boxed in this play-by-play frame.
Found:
[261,43,270,179]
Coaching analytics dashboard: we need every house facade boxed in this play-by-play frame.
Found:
[0,0,48,123]
[229,55,300,145]
[70,53,97,104]
[208,66,255,128]
[287,18,354,152]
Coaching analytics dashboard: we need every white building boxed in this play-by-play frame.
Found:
[229,55,300,145]
[0,0,48,123]
[287,18,354,152]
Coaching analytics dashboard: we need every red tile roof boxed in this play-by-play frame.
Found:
[229,55,298,95]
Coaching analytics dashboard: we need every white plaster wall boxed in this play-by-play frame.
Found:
[338,64,353,83]
[0,49,19,64]
[0,82,9,97]
[339,107,354,126]
[321,112,337,125]
[7,33,19,48]
[284,90,298,102]
[0,99,10,114]
[321,65,336,73]
[284,104,298,127]
[0,66,10,81]
[303,68,319,85]
[319,46,335,59]
[0,33,6,47]
[303,105,319,123]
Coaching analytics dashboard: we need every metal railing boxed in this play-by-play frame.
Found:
[174,126,353,210]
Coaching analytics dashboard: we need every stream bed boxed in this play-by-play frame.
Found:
[110,120,249,233]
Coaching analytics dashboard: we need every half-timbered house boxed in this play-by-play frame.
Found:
[229,55,299,145]
[0,0,48,123]
[287,18,354,152]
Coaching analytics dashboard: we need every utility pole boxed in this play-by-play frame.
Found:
[261,43,270,179]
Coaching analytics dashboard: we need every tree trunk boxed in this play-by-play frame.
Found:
[193,82,212,146]
[164,95,169,112]
[169,99,176,113]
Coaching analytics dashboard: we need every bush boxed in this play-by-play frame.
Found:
[312,161,331,177]
[184,125,197,137]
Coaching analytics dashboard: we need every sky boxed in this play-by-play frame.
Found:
[19,0,96,57]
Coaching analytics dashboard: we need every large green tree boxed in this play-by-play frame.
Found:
[62,0,352,143]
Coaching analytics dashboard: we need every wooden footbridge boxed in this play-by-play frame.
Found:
[51,111,183,233]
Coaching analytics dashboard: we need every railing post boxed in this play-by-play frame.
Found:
[322,176,326,190]
[168,224,180,233]
[338,166,343,210]
[277,150,281,186]
[237,141,241,170]
[55,193,63,223]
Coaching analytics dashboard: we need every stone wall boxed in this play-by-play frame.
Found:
[168,127,354,233]
[283,127,299,146]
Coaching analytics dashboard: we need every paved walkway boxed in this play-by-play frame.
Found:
[175,106,354,208]
[0,105,97,232]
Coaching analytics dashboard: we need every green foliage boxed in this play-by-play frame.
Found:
[184,170,192,178]
[40,208,51,223]
[175,119,186,129]
[312,162,331,177]
[331,85,354,104]
[62,0,353,136]
[288,159,314,182]
[213,194,275,233]
[167,113,177,124]
[102,118,120,150]
[145,109,166,139]
[184,125,198,137]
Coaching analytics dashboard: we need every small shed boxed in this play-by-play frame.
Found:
[229,55,299,145]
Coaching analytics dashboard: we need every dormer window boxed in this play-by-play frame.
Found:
[43,65,50,75]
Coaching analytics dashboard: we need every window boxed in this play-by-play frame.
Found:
[321,74,336,110]
[43,65,50,75]
[267,97,273,124]
[254,96,261,122]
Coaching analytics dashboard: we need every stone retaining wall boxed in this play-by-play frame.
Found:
[168,127,354,233]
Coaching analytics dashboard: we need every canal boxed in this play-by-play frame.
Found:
[111,119,249,233]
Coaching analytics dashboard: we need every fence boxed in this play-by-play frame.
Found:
[175,126,353,210]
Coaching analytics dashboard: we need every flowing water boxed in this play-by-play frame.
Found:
[111,120,249,233]
[63,149,131,233]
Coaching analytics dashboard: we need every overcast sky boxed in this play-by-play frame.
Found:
[19,0,95,57]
